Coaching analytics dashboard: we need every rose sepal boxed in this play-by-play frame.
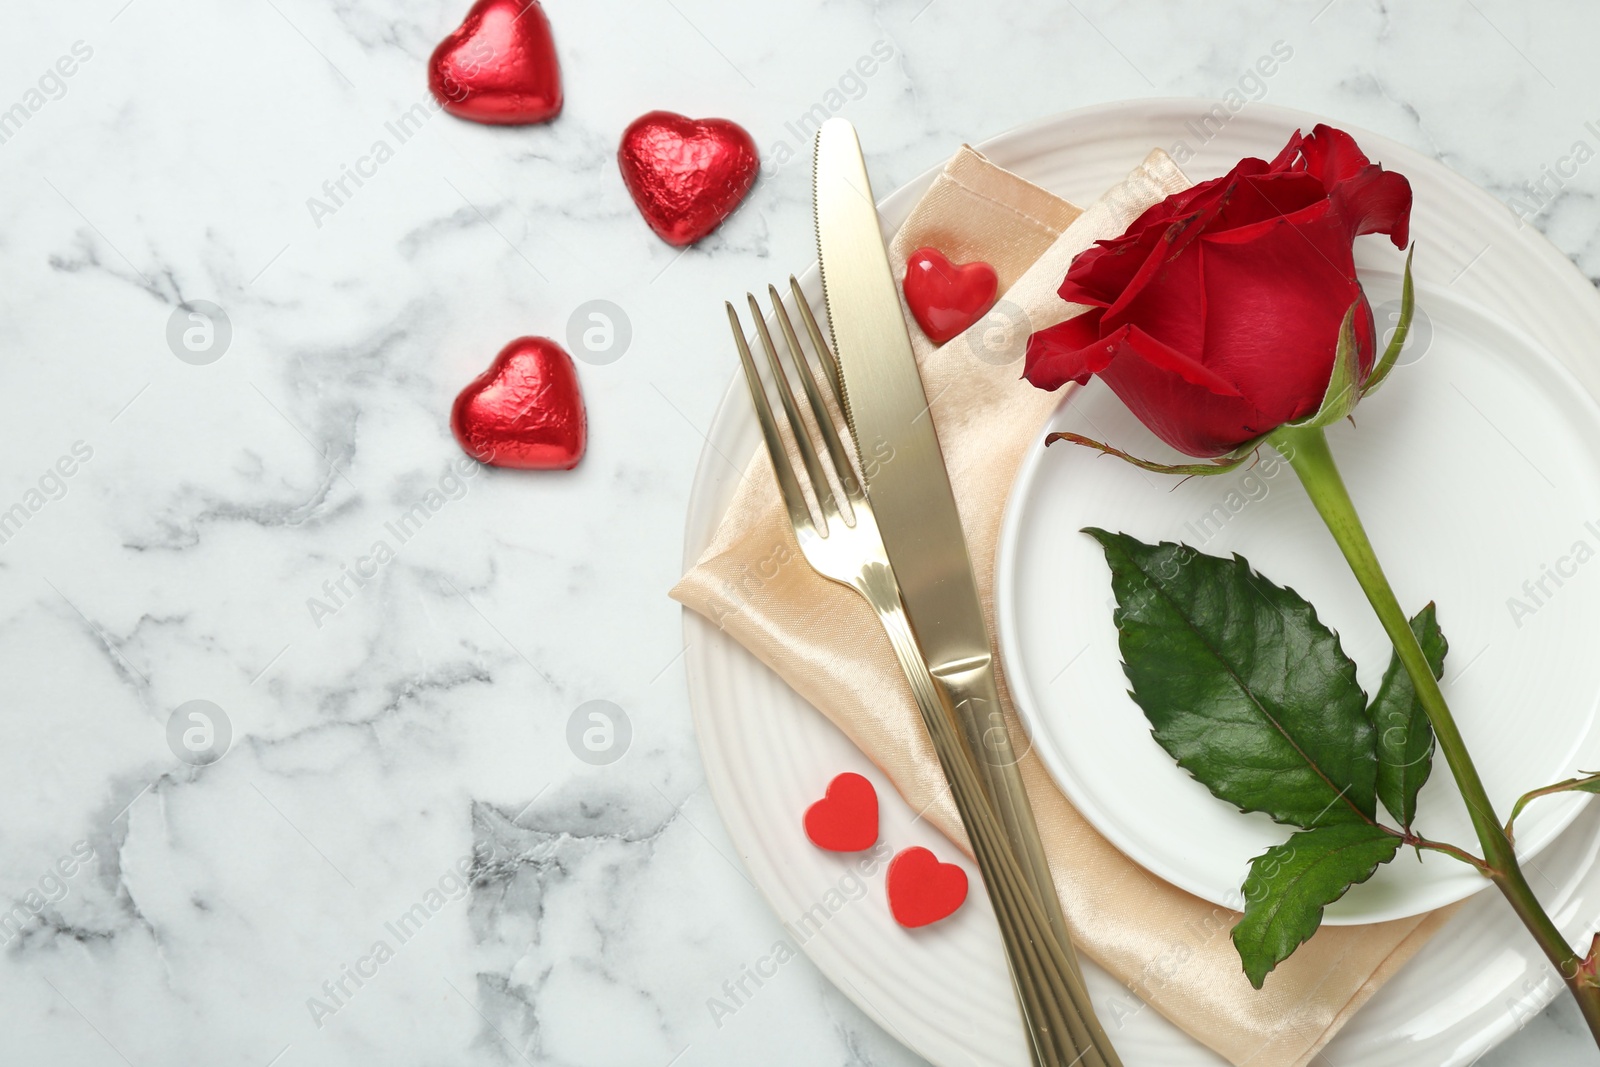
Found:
[1280,301,1364,432]
[1360,245,1417,399]
[1043,431,1260,476]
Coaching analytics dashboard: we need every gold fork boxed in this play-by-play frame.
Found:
[728,278,1120,1067]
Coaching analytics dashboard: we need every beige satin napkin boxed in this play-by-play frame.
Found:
[671,146,1454,1066]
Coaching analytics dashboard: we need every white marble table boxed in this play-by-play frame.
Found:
[2,0,1594,1063]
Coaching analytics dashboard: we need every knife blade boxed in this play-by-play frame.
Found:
[811,113,1078,954]
[813,117,1120,1066]
[812,118,982,675]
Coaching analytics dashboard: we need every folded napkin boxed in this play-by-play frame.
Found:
[672,145,1453,1067]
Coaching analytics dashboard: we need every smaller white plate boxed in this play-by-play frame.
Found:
[997,281,1600,924]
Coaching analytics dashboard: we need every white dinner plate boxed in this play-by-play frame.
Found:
[680,100,1600,1065]
[997,285,1600,923]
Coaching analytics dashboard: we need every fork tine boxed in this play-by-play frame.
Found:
[790,276,847,413]
[727,301,813,537]
[747,293,840,525]
[768,284,864,506]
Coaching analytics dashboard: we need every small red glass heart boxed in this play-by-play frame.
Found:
[429,0,562,125]
[451,337,585,470]
[886,846,968,928]
[903,247,999,346]
[618,111,759,247]
[803,772,879,852]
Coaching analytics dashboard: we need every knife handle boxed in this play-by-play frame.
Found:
[934,663,1073,944]
[861,564,1118,1067]
[931,658,1120,1059]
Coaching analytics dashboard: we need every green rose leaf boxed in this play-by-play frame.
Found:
[1370,604,1447,832]
[1233,823,1401,988]
[1086,529,1376,828]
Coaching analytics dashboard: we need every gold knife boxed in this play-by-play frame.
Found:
[812,116,1121,1066]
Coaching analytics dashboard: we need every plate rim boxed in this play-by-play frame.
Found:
[677,97,1600,1066]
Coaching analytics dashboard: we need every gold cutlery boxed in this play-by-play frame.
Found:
[726,279,1117,1067]
[809,116,1121,1064]
[809,117,1085,963]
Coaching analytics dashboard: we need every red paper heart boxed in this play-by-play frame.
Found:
[903,247,999,346]
[451,337,586,469]
[803,772,879,852]
[618,111,759,247]
[429,0,562,125]
[886,846,968,928]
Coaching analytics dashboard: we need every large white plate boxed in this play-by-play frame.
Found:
[681,100,1600,1065]
[997,285,1600,923]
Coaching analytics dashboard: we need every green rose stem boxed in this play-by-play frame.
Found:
[1272,423,1600,1041]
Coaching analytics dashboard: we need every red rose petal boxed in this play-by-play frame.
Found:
[1100,227,1209,365]
[1023,309,1111,390]
[1116,324,1245,399]
[1199,216,1368,424]
[1297,124,1373,184]
[1097,330,1267,458]
[1215,171,1330,231]
[1330,167,1413,248]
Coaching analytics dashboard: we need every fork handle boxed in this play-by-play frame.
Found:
[934,661,1091,984]
[860,563,1120,1067]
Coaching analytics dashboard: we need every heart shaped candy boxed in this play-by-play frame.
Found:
[902,247,999,346]
[429,0,562,125]
[451,337,586,470]
[803,772,879,852]
[618,111,759,247]
[886,846,968,928]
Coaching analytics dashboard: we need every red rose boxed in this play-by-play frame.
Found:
[1024,125,1412,457]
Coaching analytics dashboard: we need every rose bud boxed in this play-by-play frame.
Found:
[1024,125,1412,458]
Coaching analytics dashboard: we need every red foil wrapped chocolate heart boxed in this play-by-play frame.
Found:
[429,0,562,125]
[451,337,586,470]
[618,111,759,247]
